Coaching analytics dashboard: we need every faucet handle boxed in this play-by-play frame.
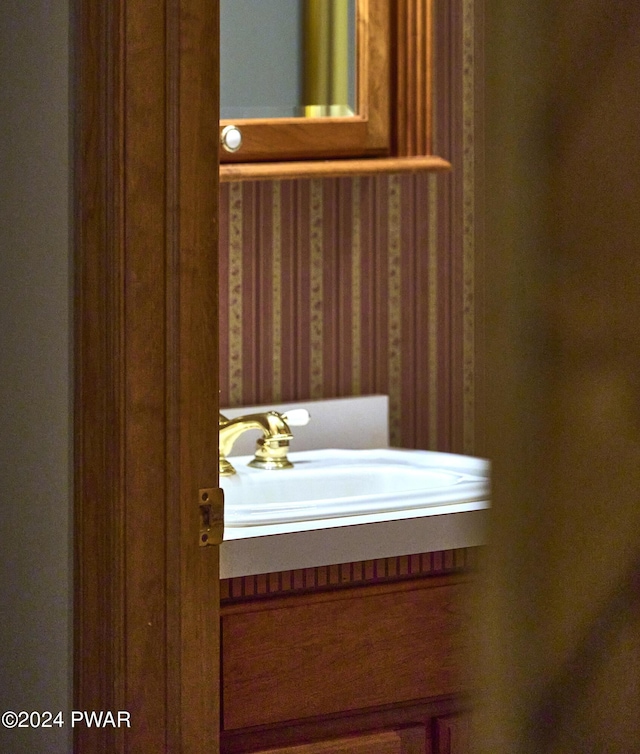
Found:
[281,409,311,427]
[246,409,310,471]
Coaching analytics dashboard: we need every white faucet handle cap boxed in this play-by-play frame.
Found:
[282,409,311,427]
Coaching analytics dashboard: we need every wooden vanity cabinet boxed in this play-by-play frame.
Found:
[220,554,476,754]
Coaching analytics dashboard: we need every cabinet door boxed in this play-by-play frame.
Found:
[222,579,467,730]
[432,713,471,754]
[253,727,426,754]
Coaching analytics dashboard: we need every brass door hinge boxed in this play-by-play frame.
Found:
[198,487,224,546]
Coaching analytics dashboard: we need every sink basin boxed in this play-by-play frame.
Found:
[221,448,489,527]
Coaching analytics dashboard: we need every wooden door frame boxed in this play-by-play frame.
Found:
[73,0,220,751]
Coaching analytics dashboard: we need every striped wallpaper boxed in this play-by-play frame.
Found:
[218,0,479,454]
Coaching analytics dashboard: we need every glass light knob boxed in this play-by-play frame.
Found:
[221,125,242,153]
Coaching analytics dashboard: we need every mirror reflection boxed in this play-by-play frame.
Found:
[220,0,356,120]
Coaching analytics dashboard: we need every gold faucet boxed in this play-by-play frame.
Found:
[218,409,309,476]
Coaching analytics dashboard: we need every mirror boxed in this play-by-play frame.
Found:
[219,0,389,164]
[220,0,357,120]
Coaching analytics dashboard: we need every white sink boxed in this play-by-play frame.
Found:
[219,398,490,578]
[221,448,489,527]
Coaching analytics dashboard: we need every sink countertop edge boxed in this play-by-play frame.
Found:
[219,507,488,579]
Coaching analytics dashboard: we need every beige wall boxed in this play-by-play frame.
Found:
[479,1,640,751]
[0,2,71,752]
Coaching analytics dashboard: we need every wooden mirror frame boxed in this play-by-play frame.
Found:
[220,0,389,164]
[220,0,452,182]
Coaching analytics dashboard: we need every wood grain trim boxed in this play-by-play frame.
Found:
[122,0,168,747]
[222,572,472,616]
[73,0,220,750]
[221,548,478,603]
[392,0,435,156]
[359,0,391,150]
[220,155,451,182]
[73,1,127,749]
[172,1,221,750]
[221,118,386,163]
